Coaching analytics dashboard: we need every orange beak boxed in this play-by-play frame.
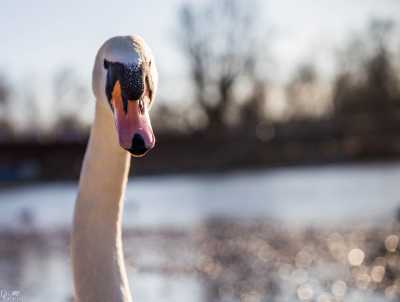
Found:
[111,81,155,157]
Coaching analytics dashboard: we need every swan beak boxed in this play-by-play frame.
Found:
[111,81,155,157]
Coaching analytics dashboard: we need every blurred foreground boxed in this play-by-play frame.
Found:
[1,218,399,302]
[1,163,399,302]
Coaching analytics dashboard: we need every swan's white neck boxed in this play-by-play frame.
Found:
[72,101,132,302]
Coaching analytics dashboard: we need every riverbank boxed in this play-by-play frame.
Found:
[2,113,400,181]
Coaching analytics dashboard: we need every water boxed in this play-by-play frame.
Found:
[2,162,400,230]
[0,163,399,301]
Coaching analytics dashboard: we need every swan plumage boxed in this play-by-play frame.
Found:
[71,35,158,302]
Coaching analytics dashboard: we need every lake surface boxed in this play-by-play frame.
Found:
[1,162,400,230]
[0,162,399,301]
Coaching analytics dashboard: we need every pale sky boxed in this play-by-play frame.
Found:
[1,0,399,126]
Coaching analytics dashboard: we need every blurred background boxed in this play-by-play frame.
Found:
[1,0,400,301]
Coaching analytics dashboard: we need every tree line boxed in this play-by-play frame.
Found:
[1,0,399,142]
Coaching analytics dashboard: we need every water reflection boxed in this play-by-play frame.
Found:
[0,234,68,301]
[1,164,400,301]
[0,231,202,302]
[195,218,400,302]
[1,218,399,302]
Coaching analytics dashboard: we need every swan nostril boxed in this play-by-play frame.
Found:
[128,134,148,156]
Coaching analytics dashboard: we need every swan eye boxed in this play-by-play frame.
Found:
[145,75,153,101]
[138,98,145,114]
[104,59,110,69]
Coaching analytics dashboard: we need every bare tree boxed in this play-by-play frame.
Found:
[53,68,87,114]
[333,19,400,116]
[52,68,89,140]
[285,64,332,120]
[365,20,399,110]
[178,0,267,132]
[0,73,14,139]
[0,73,11,108]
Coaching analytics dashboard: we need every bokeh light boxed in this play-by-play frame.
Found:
[385,235,399,252]
[348,248,365,266]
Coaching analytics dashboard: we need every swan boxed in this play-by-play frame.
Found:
[71,35,158,302]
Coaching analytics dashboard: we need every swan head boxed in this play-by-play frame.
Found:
[92,35,158,157]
